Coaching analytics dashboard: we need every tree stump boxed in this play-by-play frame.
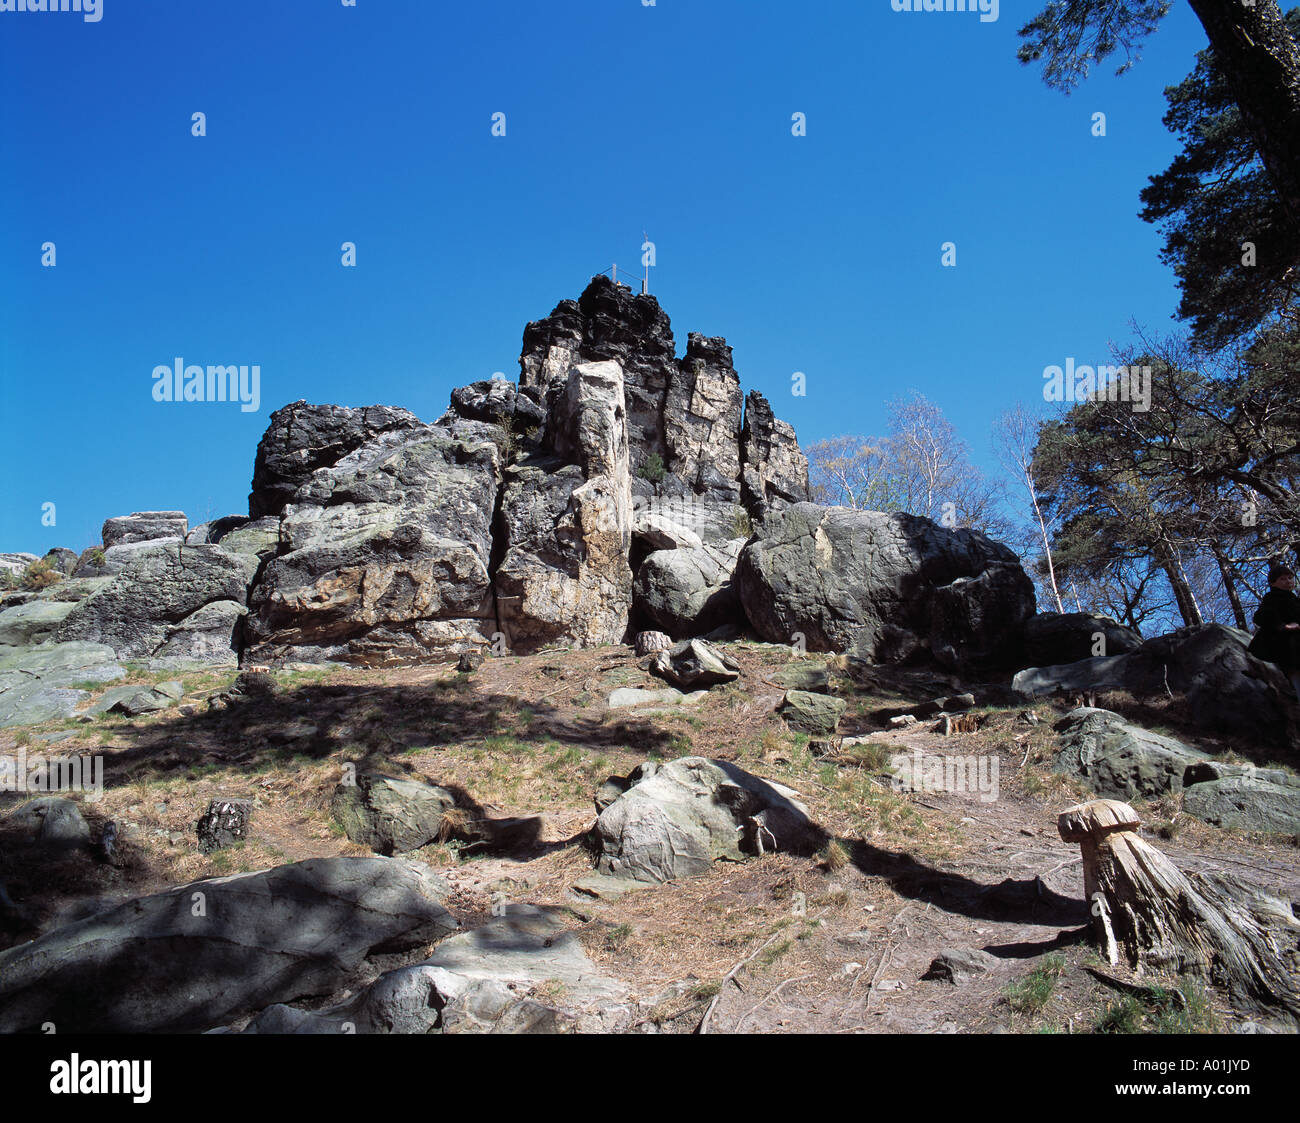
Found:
[1058,799,1300,1023]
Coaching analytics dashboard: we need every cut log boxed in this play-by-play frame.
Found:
[1058,799,1300,1024]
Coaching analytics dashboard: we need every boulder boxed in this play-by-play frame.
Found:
[101,681,185,717]
[592,757,824,883]
[196,798,253,852]
[43,548,79,577]
[1014,624,1295,744]
[151,600,246,665]
[771,662,831,693]
[650,638,740,689]
[440,378,545,430]
[1023,612,1142,665]
[1052,707,1209,800]
[1183,776,1300,835]
[4,797,91,851]
[101,511,188,548]
[54,542,258,663]
[0,857,458,1033]
[245,423,502,665]
[247,401,425,518]
[633,539,746,638]
[0,683,89,728]
[779,689,847,735]
[0,599,78,647]
[605,686,705,710]
[236,905,627,1035]
[494,360,633,652]
[921,948,1001,984]
[735,503,1034,667]
[186,515,281,563]
[332,773,458,855]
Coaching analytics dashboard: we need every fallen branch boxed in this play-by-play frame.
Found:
[734,973,813,1033]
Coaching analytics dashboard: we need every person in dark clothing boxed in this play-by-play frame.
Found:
[1248,565,1300,700]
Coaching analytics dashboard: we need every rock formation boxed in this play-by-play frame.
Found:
[734,502,1035,667]
[2,274,1035,670]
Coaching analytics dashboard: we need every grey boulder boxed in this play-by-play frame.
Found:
[332,772,458,855]
[0,856,457,1033]
[650,638,740,689]
[592,757,824,884]
[1183,776,1300,835]
[735,503,1033,667]
[1052,707,1210,800]
[101,511,188,548]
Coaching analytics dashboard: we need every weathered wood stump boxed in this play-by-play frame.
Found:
[1058,798,1300,1023]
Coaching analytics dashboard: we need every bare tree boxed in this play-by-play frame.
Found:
[994,403,1065,613]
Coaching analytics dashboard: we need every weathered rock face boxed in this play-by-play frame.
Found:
[495,360,633,652]
[1014,624,1296,744]
[520,275,803,516]
[440,378,545,431]
[245,424,502,665]
[248,401,424,519]
[740,391,810,516]
[54,542,257,664]
[735,503,1034,665]
[1053,707,1209,800]
[101,511,188,548]
[521,276,676,478]
[664,334,744,500]
[0,857,457,1033]
[632,538,746,638]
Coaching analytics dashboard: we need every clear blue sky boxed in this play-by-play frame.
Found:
[1,0,1211,554]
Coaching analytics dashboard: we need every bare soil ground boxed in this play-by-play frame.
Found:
[2,641,1297,1034]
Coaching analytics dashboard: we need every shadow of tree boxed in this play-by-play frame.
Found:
[843,836,1089,928]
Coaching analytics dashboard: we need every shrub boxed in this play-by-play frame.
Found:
[21,558,62,590]
[732,508,753,538]
[637,452,666,483]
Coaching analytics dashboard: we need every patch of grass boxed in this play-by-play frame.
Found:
[1022,770,1046,796]
[756,938,794,967]
[1093,994,1145,1034]
[846,741,893,771]
[818,839,849,872]
[532,978,568,1002]
[1005,953,1065,1016]
[604,922,634,951]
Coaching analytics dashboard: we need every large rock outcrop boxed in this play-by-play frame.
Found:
[740,391,810,517]
[245,424,502,665]
[248,401,424,519]
[735,503,1034,666]
[495,360,634,652]
[54,542,257,664]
